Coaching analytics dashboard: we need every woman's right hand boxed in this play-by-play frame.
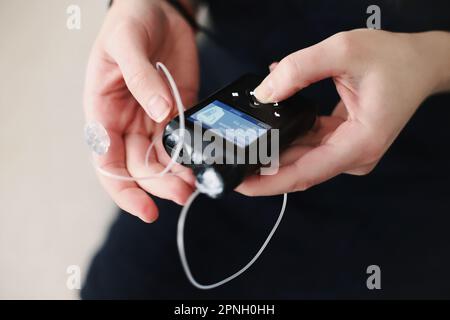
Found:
[83,0,199,223]
[238,29,450,197]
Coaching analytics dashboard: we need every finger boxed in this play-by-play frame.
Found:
[108,24,173,123]
[345,162,377,176]
[124,133,194,205]
[268,116,344,172]
[147,124,196,187]
[279,144,313,167]
[154,137,196,187]
[95,130,159,223]
[237,143,348,196]
[291,116,344,147]
[237,121,368,196]
[332,100,349,120]
[254,36,346,103]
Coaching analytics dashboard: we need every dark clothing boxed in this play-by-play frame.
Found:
[81,0,450,299]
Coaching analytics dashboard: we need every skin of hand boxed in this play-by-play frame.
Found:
[84,0,199,223]
[237,29,450,196]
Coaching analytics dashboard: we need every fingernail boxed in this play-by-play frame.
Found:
[143,213,158,224]
[254,79,274,103]
[146,95,170,123]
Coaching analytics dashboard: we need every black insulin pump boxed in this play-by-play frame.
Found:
[163,74,317,198]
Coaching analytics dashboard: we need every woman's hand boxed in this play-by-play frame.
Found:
[237,29,450,196]
[84,0,199,222]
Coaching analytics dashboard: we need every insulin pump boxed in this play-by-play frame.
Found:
[163,74,317,198]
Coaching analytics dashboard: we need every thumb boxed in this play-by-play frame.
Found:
[254,35,345,103]
[110,27,173,123]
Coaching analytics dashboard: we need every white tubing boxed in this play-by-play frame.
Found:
[177,190,288,290]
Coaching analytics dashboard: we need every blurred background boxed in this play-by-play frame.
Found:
[0,0,114,299]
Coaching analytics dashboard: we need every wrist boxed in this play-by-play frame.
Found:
[111,0,198,28]
[165,0,199,32]
[415,31,450,95]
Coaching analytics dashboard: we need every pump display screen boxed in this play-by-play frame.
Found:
[188,100,271,147]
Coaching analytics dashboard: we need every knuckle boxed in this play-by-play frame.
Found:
[279,54,303,88]
[124,69,147,91]
[361,139,385,164]
[332,31,358,62]
[293,180,313,192]
[354,128,387,165]
[116,20,134,32]
[112,20,139,41]
[348,165,376,176]
[240,188,257,197]
[236,184,257,197]
[245,190,258,197]
[363,165,376,175]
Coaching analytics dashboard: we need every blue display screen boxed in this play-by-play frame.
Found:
[189,100,271,147]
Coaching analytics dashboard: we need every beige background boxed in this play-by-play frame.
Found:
[0,0,115,299]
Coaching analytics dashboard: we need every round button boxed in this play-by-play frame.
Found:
[246,89,263,108]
